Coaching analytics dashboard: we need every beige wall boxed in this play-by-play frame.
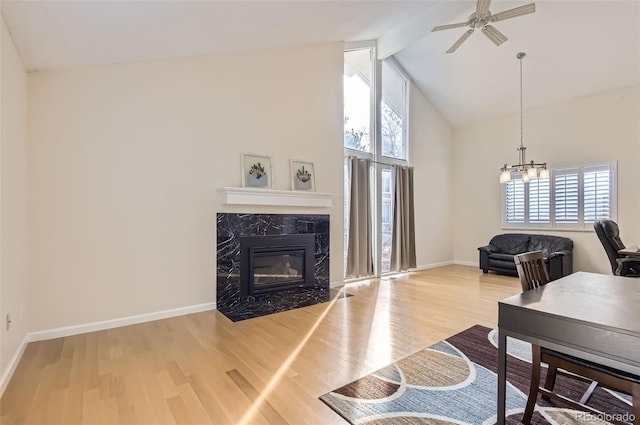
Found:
[27,43,344,332]
[453,85,640,274]
[409,83,454,267]
[18,32,637,337]
[0,17,29,381]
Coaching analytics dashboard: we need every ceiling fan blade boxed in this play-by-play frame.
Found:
[482,25,508,46]
[446,29,474,53]
[476,0,491,16]
[492,3,535,22]
[432,22,468,32]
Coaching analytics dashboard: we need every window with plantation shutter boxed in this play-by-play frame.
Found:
[502,162,616,230]
[554,170,579,225]
[529,178,550,224]
[504,177,525,224]
[584,165,611,223]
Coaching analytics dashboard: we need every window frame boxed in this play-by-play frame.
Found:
[343,43,411,278]
[501,162,617,231]
[343,46,375,155]
[380,57,410,162]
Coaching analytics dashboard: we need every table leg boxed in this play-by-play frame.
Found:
[632,382,638,425]
[497,328,507,424]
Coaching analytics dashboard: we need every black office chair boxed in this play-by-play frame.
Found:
[594,220,640,277]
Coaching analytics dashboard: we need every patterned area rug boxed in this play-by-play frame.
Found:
[320,325,633,424]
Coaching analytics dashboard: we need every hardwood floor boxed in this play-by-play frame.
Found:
[0,265,520,424]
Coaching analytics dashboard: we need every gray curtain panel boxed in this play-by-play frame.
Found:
[346,157,373,278]
[391,165,416,272]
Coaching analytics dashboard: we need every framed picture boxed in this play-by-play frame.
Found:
[290,159,316,191]
[241,153,272,188]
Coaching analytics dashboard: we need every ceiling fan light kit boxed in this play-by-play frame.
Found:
[499,52,548,184]
[432,0,536,53]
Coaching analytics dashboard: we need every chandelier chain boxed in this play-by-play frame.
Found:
[520,53,524,148]
[499,52,548,183]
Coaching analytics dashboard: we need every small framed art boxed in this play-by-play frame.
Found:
[242,153,272,188]
[290,159,316,191]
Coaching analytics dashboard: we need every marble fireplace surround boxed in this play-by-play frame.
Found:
[216,213,330,321]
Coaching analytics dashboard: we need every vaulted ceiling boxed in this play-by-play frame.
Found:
[2,0,639,129]
[394,0,640,128]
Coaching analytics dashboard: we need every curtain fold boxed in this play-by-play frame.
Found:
[345,157,373,278]
[390,165,416,272]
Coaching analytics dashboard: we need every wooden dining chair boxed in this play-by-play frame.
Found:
[514,250,549,291]
[515,251,640,424]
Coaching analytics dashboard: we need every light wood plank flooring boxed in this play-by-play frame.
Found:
[0,265,520,424]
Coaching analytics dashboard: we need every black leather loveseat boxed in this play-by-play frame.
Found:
[478,234,573,281]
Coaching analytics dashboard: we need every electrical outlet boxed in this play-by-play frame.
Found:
[6,313,11,331]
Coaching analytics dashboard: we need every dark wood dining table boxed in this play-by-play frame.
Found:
[497,271,640,424]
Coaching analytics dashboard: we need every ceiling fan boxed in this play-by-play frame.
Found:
[432,0,535,53]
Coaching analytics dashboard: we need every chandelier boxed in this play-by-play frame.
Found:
[499,52,549,183]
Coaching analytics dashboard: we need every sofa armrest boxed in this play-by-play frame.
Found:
[478,244,500,254]
[478,244,499,273]
[548,250,571,259]
[547,250,573,281]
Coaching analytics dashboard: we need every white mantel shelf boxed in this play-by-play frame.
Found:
[219,187,334,208]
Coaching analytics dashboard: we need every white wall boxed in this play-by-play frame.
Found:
[409,83,454,267]
[453,85,640,273]
[0,16,29,386]
[27,43,344,332]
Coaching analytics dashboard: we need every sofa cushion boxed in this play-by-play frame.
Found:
[489,234,530,255]
[529,235,573,257]
[488,259,518,270]
[489,253,517,262]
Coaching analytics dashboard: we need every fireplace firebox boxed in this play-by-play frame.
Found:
[240,234,315,297]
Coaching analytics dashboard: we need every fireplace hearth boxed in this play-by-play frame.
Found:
[216,213,330,321]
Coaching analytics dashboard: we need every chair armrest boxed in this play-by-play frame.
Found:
[615,256,640,276]
[618,256,640,262]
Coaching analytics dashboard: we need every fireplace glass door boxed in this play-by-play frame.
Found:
[240,234,315,297]
[252,249,305,287]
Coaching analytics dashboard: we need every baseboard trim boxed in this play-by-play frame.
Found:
[453,260,477,267]
[410,260,455,271]
[1,302,217,397]
[331,262,476,283]
[28,302,216,343]
[0,333,29,397]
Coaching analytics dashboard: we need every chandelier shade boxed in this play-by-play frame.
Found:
[499,52,548,183]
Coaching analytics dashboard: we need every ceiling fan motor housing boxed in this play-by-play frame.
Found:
[468,12,493,28]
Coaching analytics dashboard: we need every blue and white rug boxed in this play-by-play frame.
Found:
[320,325,632,424]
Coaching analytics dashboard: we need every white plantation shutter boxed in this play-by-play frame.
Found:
[529,178,550,224]
[502,163,615,229]
[554,170,579,224]
[505,177,525,224]
[584,165,611,223]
